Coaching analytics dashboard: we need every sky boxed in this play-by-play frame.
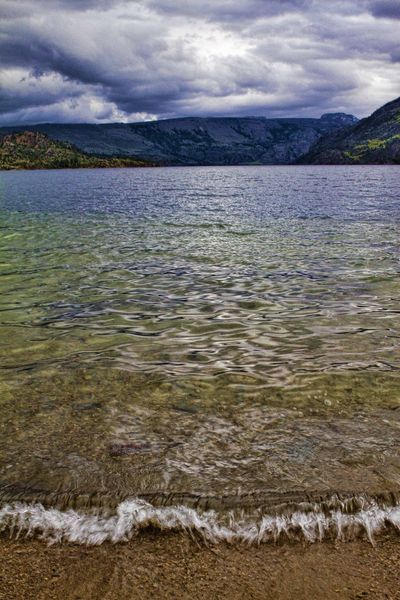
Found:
[0,0,400,125]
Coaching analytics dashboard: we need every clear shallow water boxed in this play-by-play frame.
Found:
[0,166,399,540]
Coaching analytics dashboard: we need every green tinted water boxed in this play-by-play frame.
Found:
[0,166,399,510]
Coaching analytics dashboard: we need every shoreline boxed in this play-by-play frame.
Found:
[0,531,399,600]
[1,495,400,546]
[1,163,400,171]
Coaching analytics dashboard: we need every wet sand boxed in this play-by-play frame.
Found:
[0,532,399,600]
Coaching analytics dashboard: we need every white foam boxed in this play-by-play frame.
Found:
[1,498,400,546]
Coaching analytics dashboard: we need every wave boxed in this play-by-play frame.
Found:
[1,496,400,546]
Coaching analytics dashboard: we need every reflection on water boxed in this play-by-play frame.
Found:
[0,166,399,513]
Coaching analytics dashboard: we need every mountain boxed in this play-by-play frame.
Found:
[0,131,154,170]
[299,97,400,164]
[0,113,357,166]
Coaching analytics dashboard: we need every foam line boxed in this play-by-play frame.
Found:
[1,498,400,545]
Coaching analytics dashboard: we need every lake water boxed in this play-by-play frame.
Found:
[0,166,399,543]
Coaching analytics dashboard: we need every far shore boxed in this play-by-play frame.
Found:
[2,163,400,172]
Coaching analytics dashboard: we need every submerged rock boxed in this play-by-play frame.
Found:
[109,443,151,456]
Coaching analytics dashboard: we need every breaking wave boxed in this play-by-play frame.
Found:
[1,496,400,546]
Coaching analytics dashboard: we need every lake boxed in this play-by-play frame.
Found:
[0,166,399,543]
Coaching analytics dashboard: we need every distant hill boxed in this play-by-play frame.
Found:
[0,113,357,166]
[0,131,154,170]
[298,97,400,164]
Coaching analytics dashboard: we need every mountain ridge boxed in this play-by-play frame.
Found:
[2,98,400,167]
[0,113,357,166]
[298,97,400,164]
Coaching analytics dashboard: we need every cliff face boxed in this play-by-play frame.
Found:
[0,131,153,170]
[3,99,399,167]
[0,113,357,166]
[298,97,400,164]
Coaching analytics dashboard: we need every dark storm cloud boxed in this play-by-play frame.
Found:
[0,0,399,125]
[146,0,311,21]
[367,0,400,19]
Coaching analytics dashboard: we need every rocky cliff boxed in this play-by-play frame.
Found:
[0,113,357,166]
[298,97,400,164]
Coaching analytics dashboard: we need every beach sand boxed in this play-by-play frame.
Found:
[0,531,399,600]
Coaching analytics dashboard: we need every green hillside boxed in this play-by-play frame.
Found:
[0,131,154,170]
[299,96,400,164]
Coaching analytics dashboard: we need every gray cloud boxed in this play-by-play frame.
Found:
[367,0,400,19]
[146,0,311,22]
[0,0,399,125]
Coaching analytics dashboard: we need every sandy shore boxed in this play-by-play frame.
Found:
[0,531,399,600]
